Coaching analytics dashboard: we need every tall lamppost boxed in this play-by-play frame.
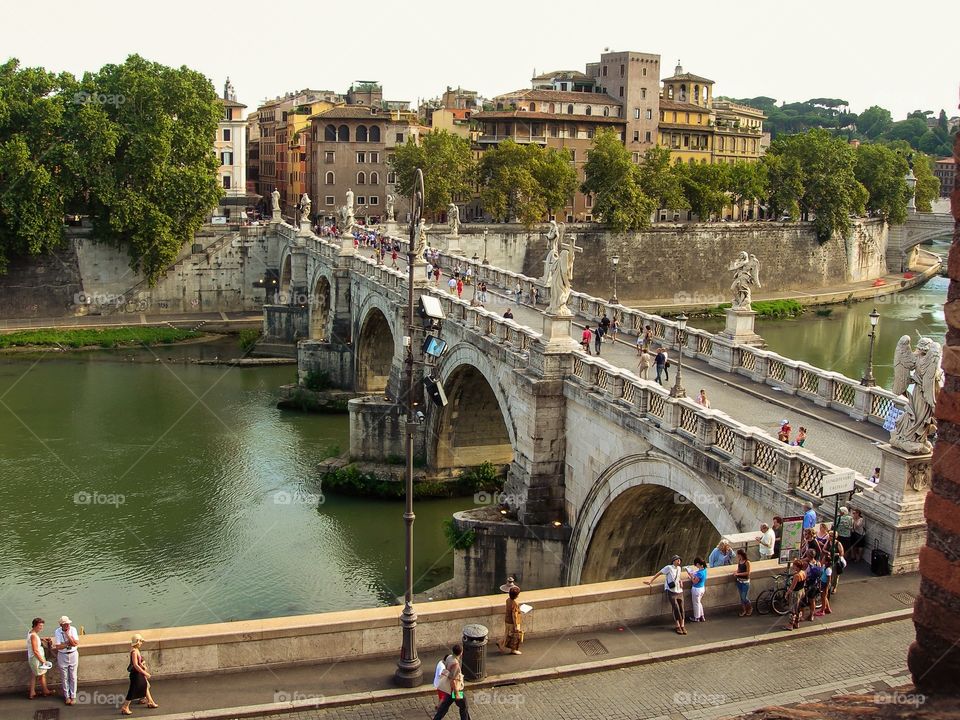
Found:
[860,308,880,387]
[482,229,489,265]
[610,254,620,304]
[670,313,688,399]
[395,168,424,688]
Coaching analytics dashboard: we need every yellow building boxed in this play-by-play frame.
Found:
[712,100,765,164]
[287,100,336,214]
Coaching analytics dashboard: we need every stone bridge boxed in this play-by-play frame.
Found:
[887,211,953,271]
[263,220,928,593]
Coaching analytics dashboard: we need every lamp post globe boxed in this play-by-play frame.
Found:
[670,313,688,398]
[610,254,620,304]
[860,308,880,387]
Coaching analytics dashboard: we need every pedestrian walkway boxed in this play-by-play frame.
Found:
[0,569,918,719]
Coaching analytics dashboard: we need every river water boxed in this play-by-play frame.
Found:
[695,238,950,390]
[0,339,466,641]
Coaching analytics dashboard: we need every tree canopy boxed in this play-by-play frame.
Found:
[0,56,223,281]
[581,129,656,232]
[390,129,475,217]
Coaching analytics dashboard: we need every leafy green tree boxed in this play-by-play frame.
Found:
[727,161,768,220]
[760,153,803,219]
[883,118,928,147]
[581,129,656,231]
[938,110,948,132]
[390,129,475,217]
[912,153,940,212]
[636,146,686,210]
[477,139,544,225]
[854,144,909,223]
[677,162,729,220]
[764,129,866,240]
[530,147,577,217]
[856,105,893,139]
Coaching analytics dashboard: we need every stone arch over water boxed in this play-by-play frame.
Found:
[278,252,292,303]
[308,273,331,340]
[430,347,515,473]
[566,454,739,585]
[355,307,395,393]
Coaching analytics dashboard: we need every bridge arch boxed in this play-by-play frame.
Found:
[566,454,739,585]
[430,344,516,473]
[307,266,333,340]
[354,291,399,394]
[278,250,293,303]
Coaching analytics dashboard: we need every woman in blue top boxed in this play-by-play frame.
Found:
[687,558,708,622]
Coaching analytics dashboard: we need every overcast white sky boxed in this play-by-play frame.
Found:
[3,0,956,121]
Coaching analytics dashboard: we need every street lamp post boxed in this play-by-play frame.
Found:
[610,254,620,304]
[395,169,424,688]
[670,313,688,399]
[860,308,880,387]
[482,230,489,265]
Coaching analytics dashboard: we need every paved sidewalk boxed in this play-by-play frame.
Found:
[1,569,918,719]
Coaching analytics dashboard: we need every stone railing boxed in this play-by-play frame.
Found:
[568,353,861,498]
[427,288,541,360]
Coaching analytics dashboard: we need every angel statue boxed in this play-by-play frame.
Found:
[545,228,575,317]
[729,251,761,310]
[890,335,944,455]
[299,193,311,223]
[543,220,561,284]
[413,218,430,264]
[337,204,354,235]
[448,203,460,236]
[386,194,395,222]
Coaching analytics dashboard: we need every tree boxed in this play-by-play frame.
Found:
[390,129,475,217]
[764,129,866,240]
[727,161,768,220]
[530,147,577,217]
[883,118,929,147]
[636,146,686,210]
[677,162,729,220]
[854,144,910,223]
[912,153,940,213]
[856,106,893,139]
[760,153,803,219]
[477,139,544,225]
[581,129,656,232]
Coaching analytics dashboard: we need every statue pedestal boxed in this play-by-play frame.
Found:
[445,233,464,256]
[271,210,281,223]
[540,314,577,352]
[339,231,355,257]
[876,443,932,511]
[718,307,764,347]
[528,313,577,378]
[384,220,399,237]
[298,220,312,235]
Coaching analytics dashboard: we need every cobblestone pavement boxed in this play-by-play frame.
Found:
[259,620,915,720]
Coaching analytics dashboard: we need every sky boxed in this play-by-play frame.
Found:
[2,0,957,122]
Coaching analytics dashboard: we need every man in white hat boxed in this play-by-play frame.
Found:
[54,615,80,705]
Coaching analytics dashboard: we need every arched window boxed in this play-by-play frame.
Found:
[325,124,336,141]
[585,106,592,116]
[567,104,574,114]
[603,106,609,117]
[527,102,534,112]
[549,103,555,113]
[496,102,504,110]
[337,125,349,141]
[369,125,381,142]
[325,171,335,185]
[370,171,379,185]
[679,84,687,102]
[668,86,674,100]
[357,171,366,185]
[356,125,368,142]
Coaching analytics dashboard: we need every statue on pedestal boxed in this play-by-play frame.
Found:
[299,193,311,223]
[448,203,460,236]
[545,225,576,317]
[271,188,281,216]
[413,219,430,264]
[890,335,943,454]
[386,194,395,222]
[543,220,561,284]
[729,251,761,310]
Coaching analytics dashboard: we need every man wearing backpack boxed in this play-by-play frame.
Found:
[802,556,824,623]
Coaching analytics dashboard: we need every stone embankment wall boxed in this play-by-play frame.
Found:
[0,245,82,319]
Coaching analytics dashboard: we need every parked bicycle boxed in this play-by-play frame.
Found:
[754,573,791,615]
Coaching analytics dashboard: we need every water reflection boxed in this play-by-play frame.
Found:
[0,348,466,640]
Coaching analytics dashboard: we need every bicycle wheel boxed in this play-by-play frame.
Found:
[755,589,773,615]
[771,589,791,615]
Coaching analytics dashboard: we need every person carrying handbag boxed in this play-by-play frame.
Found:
[647,555,687,635]
[433,644,470,720]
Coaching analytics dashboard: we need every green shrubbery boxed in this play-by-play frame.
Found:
[238,329,260,352]
[0,327,200,349]
[321,460,503,500]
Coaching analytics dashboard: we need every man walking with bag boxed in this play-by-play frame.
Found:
[433,643,470,720]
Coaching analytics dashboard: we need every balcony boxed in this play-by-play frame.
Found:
[477,135,548,145]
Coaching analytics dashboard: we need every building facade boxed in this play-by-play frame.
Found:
[934,157,955,197]
[215,78,252,219]
[585,52,662,155]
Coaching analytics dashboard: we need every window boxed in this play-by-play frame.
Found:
[587,127,594,138]
[642,67,647,76]
[387,171,397,184]
[645,131,651,142]
[325,124,336,141]
[550,124,558,137]
[356,152,366,163]
[223,129,231,141]
[620,64,624,76]
[694,86,700,102]
[585,106,592,116]
[357,196,366,205]
[357,172,366,184]
[641,88,646,99]
[634,108,640,119]
[325,196,335,206]
[369,126,380,142]
[633,131,639,142]
[356,125,368,142]
[324,151,335,163]
[586,194,593,208]
[224,108,233,121]
[529,102,536,111]
[220,151,233,166]
[337,125,349,141]
[683,135,690,147]
[549,103,555,113]
[697,113,702,124]
[569,149,576,161]
[646,109,652,120]
[718,137,724,151]
[618,86,623,97]
[396,132,404,143]
[632,152,640,163]
[325,171,335,185]
[222,175,231,189]
[370,171,379,185]
[369,195,379,205]
[585,214,592,222]
[602,66,607,77]
[567,104,573,114]
[668,86,674,99]
[603,106,609,117]
[370,152,380,163]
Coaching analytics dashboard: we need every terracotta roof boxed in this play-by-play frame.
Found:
[219,98,247,108]
[311,104,388,120]
[531,70,592,82]
[662,72,714,84]
[474,110,624,124]
[493,88,621,105]
[659,99,710,113]
[936,157,955,164]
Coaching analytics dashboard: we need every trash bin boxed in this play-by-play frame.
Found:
[461,623,489,681]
